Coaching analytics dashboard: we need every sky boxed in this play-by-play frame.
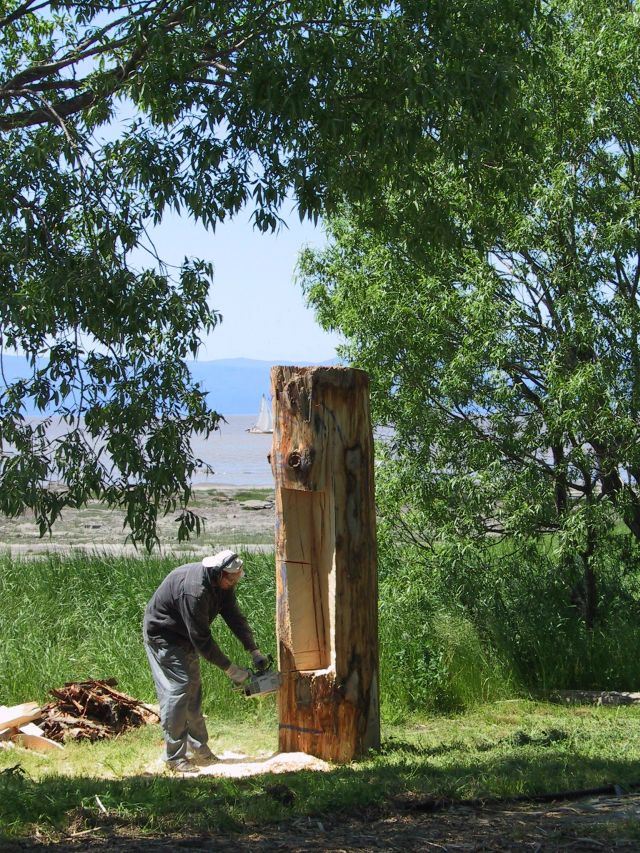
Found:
[91,70,343,366]
[144,206,342,364]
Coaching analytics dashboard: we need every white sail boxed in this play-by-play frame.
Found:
[248,395,273,434]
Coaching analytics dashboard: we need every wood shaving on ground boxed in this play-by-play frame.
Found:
[151,751,330,777]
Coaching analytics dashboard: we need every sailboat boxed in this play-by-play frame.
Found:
[247,394,273,434]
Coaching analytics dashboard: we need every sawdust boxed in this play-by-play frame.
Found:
[148,750,330,778]
[199,750,330,777]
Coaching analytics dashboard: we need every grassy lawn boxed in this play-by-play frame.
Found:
[3,701,640,841]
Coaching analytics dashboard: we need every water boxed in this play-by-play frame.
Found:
[11,416,274,489]
[191,415,273,487]
[12,416,386,488]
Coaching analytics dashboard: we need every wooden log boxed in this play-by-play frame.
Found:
[550,690,640,706]
[271,365,380,763]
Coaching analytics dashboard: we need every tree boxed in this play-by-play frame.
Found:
[300,0,640,626]
[0,0,537,547]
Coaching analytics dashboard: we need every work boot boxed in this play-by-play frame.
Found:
[166,757,199,773]
[191,746,218,766]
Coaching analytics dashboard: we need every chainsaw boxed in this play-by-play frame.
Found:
[236,654,281,698]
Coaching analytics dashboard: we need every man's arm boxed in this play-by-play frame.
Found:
[220,590,258,653]
[180,593,232,670]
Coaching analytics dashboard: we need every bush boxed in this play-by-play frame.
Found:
[377,529,640,717]
[378,550,517,717]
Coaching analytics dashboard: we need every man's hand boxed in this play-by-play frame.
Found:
[251,649,270,671]
[225,663,250,685]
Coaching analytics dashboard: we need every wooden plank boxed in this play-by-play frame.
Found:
[18,722,45,737]
[0,703,41,729]
[15,724,64,752]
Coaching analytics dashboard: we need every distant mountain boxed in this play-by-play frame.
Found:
[0,354,340,416]
[190,357,340,415]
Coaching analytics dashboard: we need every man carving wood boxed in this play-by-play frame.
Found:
[143,550,269,772]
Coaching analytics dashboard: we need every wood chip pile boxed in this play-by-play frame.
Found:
[0,679,159,753]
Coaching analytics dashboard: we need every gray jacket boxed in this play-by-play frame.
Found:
[143,561,257,670]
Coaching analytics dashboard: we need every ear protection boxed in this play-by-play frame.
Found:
[203,551,243,584]
[219,552,240,572]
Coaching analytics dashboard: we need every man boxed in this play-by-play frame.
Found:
[143,550,269,772]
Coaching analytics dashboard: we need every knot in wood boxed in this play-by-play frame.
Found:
[286,448,315,476]
[287,451,302,469]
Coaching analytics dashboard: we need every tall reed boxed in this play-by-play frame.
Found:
[0,551,276,719]
[3,536,640,722]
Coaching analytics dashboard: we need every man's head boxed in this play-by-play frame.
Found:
[203,550,244,589]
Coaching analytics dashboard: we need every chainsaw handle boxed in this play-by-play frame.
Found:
[254,653,274,675]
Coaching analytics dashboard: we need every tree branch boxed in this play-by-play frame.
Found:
[0,0,49,29]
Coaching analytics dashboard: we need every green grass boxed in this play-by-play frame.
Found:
[3,701,640,840]
[228,489,274,503]
[376,532,640,714]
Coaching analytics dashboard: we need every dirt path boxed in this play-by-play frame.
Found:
[2,792,639,852]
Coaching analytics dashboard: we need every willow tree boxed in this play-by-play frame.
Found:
[0,0,536,546]
[300,0,640,626]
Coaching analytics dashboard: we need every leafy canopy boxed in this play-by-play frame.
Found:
[300,0,640,620]
[0,0,537,547]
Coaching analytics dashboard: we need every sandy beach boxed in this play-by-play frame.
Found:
[0,484,276,558]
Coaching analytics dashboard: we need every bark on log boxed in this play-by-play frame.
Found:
[271,365,380,763]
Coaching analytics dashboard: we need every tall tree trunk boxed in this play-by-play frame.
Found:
[271,365,380,763]
[582,511,597,631]
[570,493,598,630]
[591,439,640,541]
[551,443,568,515]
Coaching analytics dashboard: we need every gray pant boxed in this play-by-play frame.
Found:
[143,628,209,763]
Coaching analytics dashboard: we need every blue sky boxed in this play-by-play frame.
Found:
[94,90,341,365]
[144,206,342,364]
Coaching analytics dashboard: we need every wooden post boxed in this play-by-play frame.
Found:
[271,365,380,763]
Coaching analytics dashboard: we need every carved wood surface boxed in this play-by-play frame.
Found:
[272,365,379,762]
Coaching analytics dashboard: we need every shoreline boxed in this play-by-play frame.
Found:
[0,485,276,559]
[191,481,274,490]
